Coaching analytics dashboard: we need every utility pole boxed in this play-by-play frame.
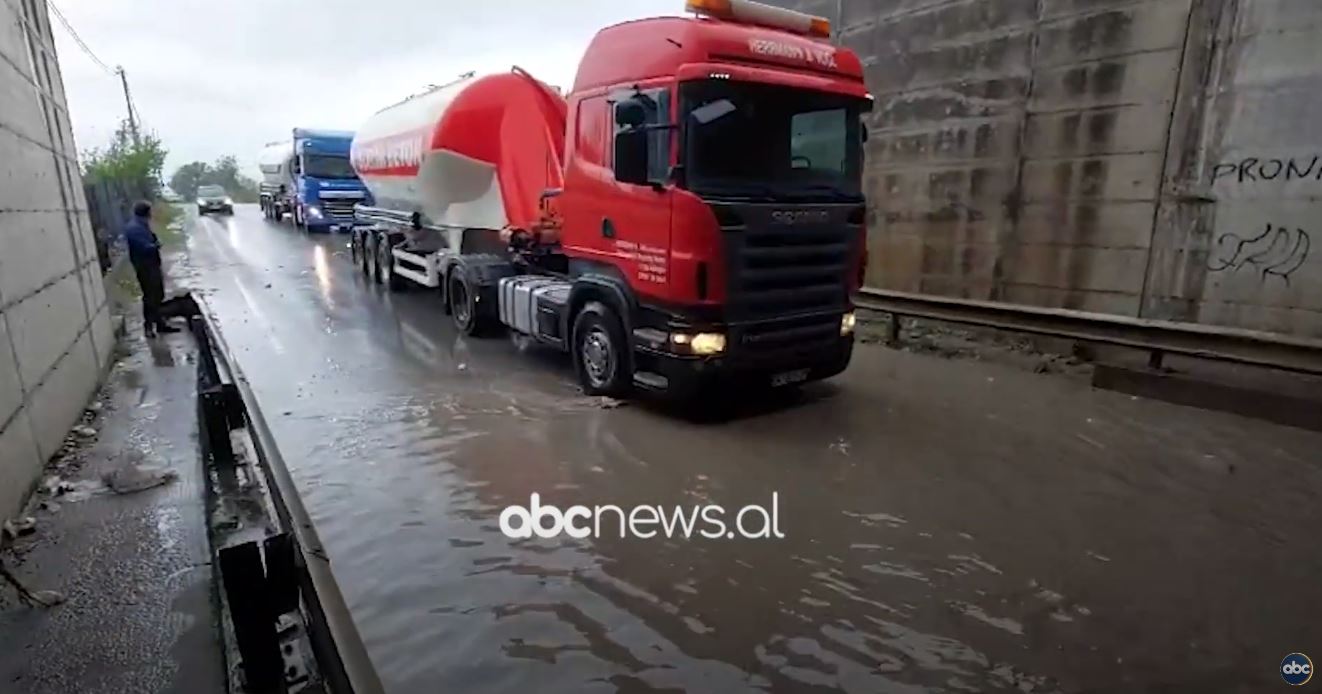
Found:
[834,0,844,46]
[115,65,139,145]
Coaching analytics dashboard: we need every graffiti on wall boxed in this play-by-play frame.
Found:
[1207,223,1311,285]
[1210,155,1322,183]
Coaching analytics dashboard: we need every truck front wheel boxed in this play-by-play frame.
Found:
[572,301,630,397]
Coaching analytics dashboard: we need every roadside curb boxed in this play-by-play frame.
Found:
[192,299,384,694]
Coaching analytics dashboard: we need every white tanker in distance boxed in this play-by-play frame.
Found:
[257,140,293,216]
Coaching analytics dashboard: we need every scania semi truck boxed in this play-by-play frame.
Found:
[258,128,370,232]
[348,0,870,398]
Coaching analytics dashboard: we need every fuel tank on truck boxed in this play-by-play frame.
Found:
[257,141,294,187]
[349,70,567,248]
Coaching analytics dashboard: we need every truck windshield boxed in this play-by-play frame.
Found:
[681,80,864,202]
[302,154,357,180]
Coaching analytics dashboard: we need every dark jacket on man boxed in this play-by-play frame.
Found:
[121,209,176,334]
[123,216,161,265]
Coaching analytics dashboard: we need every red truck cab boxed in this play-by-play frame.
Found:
[555,0,871,396]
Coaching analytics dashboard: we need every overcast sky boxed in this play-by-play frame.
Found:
[51,0,677,181]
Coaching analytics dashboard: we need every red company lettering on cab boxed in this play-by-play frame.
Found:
[747,37,838,69]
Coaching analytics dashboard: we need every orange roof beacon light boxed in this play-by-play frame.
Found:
[685,0,832,39]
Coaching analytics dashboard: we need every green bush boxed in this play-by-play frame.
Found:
[82,120,167,201]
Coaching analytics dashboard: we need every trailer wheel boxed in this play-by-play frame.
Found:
[366,234,382,284]
[360,234,370,278]
[349,230,360,265]
[378,235,405,291]
[359,232,374,278]
[572,301,630,397]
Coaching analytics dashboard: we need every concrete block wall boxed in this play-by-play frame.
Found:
[0,0,114,519]
[1144,0,1322,336]
[769,0,1322,338]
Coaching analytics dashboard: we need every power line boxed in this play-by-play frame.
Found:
[46,0,114,75]
[43,1,143,136]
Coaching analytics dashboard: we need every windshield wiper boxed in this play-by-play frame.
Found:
[783,183,862,202]
[699,183,781,201]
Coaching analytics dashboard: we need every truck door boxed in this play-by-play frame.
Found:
[577,87,674,302]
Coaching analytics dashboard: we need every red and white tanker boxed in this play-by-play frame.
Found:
[349,71,566,288]
[347,0,870,400]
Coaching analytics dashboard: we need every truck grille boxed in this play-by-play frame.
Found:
[322,199,357,221]
[729,312,844,364]
[716,202,859,325]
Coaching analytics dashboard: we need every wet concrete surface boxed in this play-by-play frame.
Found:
[0,320,224,694]
[182,206,1322,693]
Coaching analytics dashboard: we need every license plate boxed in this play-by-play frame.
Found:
[771,368,809,387]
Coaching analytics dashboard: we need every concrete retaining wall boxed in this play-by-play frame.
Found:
[0,0,113,519]
[770,0,1322,338]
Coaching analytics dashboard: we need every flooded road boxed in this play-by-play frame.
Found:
[181,207,1322,693]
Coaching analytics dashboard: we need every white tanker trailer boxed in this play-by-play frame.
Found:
[348,70,566,291]
[257,140,294,216]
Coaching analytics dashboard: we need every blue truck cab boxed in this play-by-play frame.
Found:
[278,129,370,232]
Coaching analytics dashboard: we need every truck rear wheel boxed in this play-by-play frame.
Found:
[448,270,491,336]
[572,301,630,397]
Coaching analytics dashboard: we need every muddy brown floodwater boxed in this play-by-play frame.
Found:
[180,207,1322,693]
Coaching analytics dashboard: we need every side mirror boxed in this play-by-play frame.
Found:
[613,129,649,186]
[615,98,647,128]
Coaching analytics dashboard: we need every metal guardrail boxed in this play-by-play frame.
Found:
[856,288,1322,376]
[192,302,384,694]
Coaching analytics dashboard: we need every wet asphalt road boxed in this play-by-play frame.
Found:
[181,206,1322,693]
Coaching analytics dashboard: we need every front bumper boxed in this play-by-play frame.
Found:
[632,330,854,399]
[303,207,362,231]
[304,220,360,232]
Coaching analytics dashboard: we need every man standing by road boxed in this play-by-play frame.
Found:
[122,201,179,336]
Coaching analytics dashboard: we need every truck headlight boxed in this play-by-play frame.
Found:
[841,311,857,336]
[688,332,726,355]
[307,206,322,218]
